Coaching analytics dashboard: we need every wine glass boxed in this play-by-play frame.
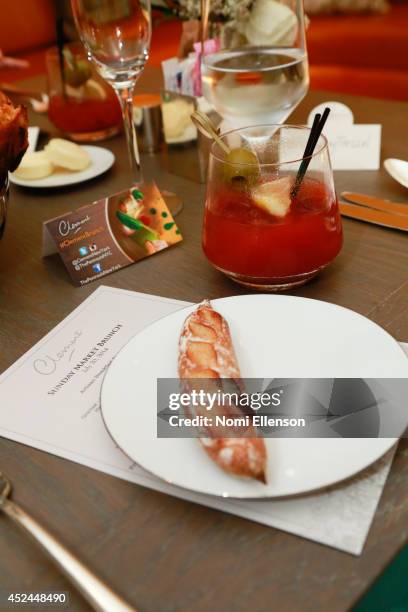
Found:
[201,0,309,129]
[70,0,151,183]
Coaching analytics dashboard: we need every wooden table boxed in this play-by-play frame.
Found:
[0,72,407,611]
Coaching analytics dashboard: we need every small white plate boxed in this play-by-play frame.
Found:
[9,145,115,188]
[101,295,408,499]
[384,158,408,189]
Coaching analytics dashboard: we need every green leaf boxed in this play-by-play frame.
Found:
[116,210,158,241]
[132,189,144,200]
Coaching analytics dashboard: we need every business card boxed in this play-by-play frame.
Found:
[42,182,182,286]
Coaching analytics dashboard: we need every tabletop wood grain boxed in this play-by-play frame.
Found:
[0,70,407,612]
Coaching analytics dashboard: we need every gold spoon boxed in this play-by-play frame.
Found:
[191,110,231,155]
[0,470,136,612]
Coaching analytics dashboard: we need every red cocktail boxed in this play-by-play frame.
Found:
[46,45,122,142]
[203,125,343,290]
[48,92,121,137]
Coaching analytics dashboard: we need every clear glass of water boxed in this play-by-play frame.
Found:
[201,0,309,129]
[71,0,151,182]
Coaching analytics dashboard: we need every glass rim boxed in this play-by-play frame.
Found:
[210,124,329,168]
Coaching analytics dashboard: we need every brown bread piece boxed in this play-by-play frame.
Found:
[0,91,29,177]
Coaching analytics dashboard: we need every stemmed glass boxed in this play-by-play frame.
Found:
[200,0,309,129]
[70,0,151,183]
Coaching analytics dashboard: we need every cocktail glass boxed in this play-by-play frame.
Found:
[46,44,122,142]
[202,124,343,291]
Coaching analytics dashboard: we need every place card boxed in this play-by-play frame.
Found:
[308,102,382,171]
[0,286,405,555]
[27,126,40,152]
[42,182,182,286]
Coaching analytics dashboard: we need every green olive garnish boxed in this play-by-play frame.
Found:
[63,49,92,88]
[65,60,92,87]
[222,147,259,184]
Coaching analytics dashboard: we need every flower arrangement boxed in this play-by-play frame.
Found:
[176,0,254,23]
[156,0,302,54]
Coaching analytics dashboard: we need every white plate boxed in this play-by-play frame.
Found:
[384,158,408,189]
[9,146,115,188]
[101,295,408,499]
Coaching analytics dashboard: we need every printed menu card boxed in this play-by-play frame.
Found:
[0,286,404,555]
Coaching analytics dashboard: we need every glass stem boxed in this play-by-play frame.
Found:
[115,85,142,185]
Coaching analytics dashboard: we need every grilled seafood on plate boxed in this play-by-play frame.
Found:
[178,300,267,483]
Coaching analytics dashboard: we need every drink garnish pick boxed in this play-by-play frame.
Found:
[191,110,231,155]
[291,107,331,199]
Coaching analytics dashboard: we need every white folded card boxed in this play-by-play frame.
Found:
[308,102,382,171]
[0,286,404,555]
[27,126,40,153]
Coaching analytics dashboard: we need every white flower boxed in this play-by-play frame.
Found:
[177,0,254,22]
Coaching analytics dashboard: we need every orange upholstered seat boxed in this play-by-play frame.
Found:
[0,0,56,55]
[306,4,408,100]
[0,1,407,102]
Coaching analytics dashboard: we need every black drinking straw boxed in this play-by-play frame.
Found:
[56,15,66,98]
[291,107,331,198]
